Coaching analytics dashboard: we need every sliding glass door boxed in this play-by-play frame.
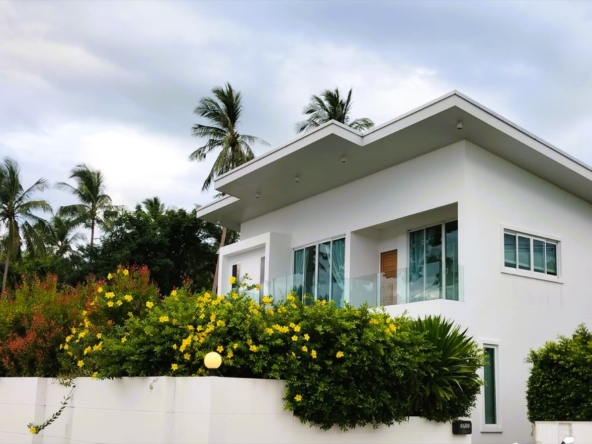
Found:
[409,221,458,301]
[293,237,345,306]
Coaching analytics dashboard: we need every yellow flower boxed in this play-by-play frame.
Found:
[336,351,344,358]
[71,327,77,334]
[370,318,379,325]
[311,350,317,359]
[97,287,103,293]
[123,269,129,276]
[246,339,252,345]
[105,292,115,299]
[291,335,298,341]
[265,328,274,335]
[301,346,308,352]
[204,292,211,299]
[84,346,92,355]
[171,289,177,296]
[183,353,190,360]
[65,335,72,342]
[261,296,272,304]
[172,344,177,349]
[171,363,178,371]
[187,325,195,331]
[293,325,301,332]
[303,334,310,341]
[63,344,69,350]
[77,360,84,368]
[93,342,103,351]
[82,310,87,316]
[127,312,133,317]
[159,315,169,323]
[233,343,238,349]
[121,337,127,343]
[249,345,258,352]
[227,350,233,358]
[217,320,225,327]
[96,333,102,339]
[146,301,154,309]
[286,294,295,301]
[255,284,261,291]
[294,394,302,402]
[108,273,113,280]
[107,301,114,307]
[78,330,87,339]
[92,372,98,379]
[389,323,397,332]
[124,294,133,302]
[217,345,224,353]
[210,313,216,322]
[116,300,123,306]
[229,276,236,285]
[29,427,37,434]
[231,292,239,299]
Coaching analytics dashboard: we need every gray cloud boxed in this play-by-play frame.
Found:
[1,0,591,214]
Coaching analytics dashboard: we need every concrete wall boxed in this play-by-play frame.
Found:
[534,421,591,444]
[0,377,470,444]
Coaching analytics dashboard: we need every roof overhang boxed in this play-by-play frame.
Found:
[196,91,592,231]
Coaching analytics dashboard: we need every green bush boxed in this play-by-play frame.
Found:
[61,274,484,430]
[411,316,484,422]
[526,324,592,422]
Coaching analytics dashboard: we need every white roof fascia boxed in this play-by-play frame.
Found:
[214,121,363,189]
[194,195,239,219]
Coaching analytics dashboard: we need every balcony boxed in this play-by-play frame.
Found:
[254,265,464,307]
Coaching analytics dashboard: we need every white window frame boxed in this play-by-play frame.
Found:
[481,342,502,433]
[500,225,562,283]
[292,235,346,302]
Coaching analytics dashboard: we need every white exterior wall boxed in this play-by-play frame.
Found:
[0,377,469,444]
[217,139,592,444]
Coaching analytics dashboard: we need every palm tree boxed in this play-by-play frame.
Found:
[296,87,374,134]
[190,82,269,293]
[0,157,52,293]
[43,212,86,258]
[56,164,113,251]
[142,197,166,219]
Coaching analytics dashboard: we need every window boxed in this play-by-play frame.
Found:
[409,221,459,301]
[483,345,498,426]
[231,263,241,289]
[504,230,558,276]
[293,237,345,306]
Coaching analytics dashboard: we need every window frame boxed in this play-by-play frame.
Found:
[481,342,502,433]
[500,225,562,283]
[292,235,346,302]
[407,218,459,301]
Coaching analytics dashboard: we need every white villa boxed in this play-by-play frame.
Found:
[196,91,592,444]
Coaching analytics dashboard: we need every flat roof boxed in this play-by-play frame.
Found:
[196,91,592,231]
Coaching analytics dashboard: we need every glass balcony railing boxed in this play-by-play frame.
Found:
[256,266,463,307]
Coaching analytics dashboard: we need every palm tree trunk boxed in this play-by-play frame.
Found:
[1,251,9,295]
[211,226,227,294]
[90,219,95,251]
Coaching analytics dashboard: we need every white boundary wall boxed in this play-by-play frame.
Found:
[534,421,592,444]
[0,377,471,444]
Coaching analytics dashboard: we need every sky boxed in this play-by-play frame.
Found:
[1,0,591,213]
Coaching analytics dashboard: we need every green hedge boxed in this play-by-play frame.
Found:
[526,324,592,422]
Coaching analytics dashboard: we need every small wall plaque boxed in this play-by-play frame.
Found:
[452,420,472,435]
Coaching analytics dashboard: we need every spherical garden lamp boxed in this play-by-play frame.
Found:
[204,351,222,370]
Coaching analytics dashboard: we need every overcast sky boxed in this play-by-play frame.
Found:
[1,1,591,212]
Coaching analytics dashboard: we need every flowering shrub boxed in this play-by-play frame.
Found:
[0,275,87,377]
[58,266,159,376]
[60,274,483,430]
